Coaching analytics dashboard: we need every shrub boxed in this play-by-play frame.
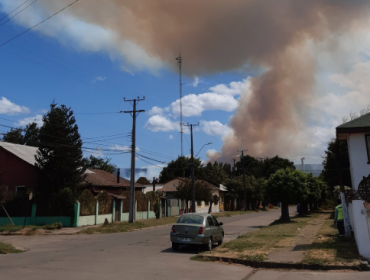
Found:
[97,191,112,214]
[78,189,96,216]
[44,222,63,230]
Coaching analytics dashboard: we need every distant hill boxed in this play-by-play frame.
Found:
[294,164,323,177]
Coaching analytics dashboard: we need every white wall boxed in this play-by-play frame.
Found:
[347,134,370,190]
[351,200,370,260]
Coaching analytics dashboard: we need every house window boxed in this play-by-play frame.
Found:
[366,134,370,164]
[16,186,26,195]
[197,201,202,206]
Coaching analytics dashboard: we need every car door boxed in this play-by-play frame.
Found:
[206,216,216,240]
[211,215,222,241]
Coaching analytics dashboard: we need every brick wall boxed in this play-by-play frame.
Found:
[0,147,38,193]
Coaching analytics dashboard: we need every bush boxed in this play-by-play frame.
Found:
[54,188,75,217]
[78,189,96,216]
[44,222,63,230]
[97,191,112,214]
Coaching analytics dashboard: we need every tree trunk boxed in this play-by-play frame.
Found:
[299,203,308,216]
[208,201,212,213]
[280,203,290,221]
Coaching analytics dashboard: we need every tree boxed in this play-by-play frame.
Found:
[320,138,351,191]
[82,155,116,173]
[1,122,40,146]
[136,177,150,184]
[35,103,85,215]
[159,156,205,183]
[265,168,309,221]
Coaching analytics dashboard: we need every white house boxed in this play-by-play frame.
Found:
[337,112,370,260]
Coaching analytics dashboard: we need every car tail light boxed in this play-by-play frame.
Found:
[171,225,176,233]
[198,226,205,234]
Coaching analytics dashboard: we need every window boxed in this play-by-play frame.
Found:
[366,134,370,164]
[15,186,26,195]
[197,201,202,206]
[211,216,219,226]
[207,216,214,226]
[176,215,204,225]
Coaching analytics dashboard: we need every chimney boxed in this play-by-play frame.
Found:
[152,177,155,192]
[117,168,120,183]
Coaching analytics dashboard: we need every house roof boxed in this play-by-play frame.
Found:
[0,141,38,166]
[160,177,219,193]
[337,112,370,137]
[84,169,144,189]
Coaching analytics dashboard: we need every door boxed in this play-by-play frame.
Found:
[206,216,217,241]
[211,215,222,241]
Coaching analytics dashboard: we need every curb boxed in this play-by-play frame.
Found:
[195,255,370,271]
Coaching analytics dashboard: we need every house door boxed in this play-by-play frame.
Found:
[115,199,120,222]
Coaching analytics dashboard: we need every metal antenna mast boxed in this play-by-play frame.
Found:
[176,53,183,156]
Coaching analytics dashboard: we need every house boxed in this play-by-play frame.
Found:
[0,142,38,194]
[336,112,370,260]
[160,177,222,215]
[83,169,145,194]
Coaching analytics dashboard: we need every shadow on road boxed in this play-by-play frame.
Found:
[161,244,221,254]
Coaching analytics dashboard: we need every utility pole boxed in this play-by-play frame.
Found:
[184,123,199,213]
[238,141,248,211]
[176,53,183,156]
[121,97,145,223]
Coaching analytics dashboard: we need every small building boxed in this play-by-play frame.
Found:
[336,112,370,260]
[160,177,222,215]
[0,142,39,194]
[83,169,145,194]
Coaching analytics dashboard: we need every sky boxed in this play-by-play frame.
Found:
[1,0,370,180]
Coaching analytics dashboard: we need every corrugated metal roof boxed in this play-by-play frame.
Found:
[0,142,38,166]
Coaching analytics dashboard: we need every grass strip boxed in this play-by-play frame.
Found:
[78,210,261,234]
[0,242,22,254]
[301,217,362,266]
[202,214,318,261]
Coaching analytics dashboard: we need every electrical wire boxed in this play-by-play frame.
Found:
[0,0,38,28]
[0,0,30,22]
[0,0,79,48]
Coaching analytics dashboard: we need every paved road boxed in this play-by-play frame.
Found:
[1,209,369,280]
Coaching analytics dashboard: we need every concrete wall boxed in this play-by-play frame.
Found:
[79,215,95,227]
[351,200,370,260]
[97,214,112,224]
[0,217,71,227]
[347,134,370,190]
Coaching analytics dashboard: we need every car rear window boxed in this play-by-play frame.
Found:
[176,215,204,225]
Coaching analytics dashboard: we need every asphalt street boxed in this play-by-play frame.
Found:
[0,209,369,280]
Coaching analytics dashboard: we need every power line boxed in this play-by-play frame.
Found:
[0,0,38,28]
[0,0,30,22]
[0,0,79,48]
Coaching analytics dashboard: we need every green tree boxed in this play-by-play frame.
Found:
[82,155,116,173]
[35,103,85,215]
[320,138,351,192]
[265,168,309,221]
[1,122,40,146]
[159,156,205,183]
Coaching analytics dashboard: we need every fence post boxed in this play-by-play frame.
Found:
[73,201,80,227]
[119,199,123,222]
[31,203,36,218]
[147,200,150,219]
[112,199,116,222]
[135,200,137,221]
[95,201,99,225]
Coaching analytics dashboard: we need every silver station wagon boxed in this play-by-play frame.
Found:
[170,213,224,251]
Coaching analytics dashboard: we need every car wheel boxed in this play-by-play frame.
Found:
[172,242,179,251]
[205,237,212,251]
[218,233,224,246]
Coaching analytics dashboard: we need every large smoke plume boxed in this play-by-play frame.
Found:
[36,0,370,161]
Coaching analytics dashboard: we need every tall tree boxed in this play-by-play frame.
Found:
[320,138,351,191]
[35,103,85,215]
[159,156,205,183]
[82,155,116,173]
[265,168,308,221]
[1,122,40,146]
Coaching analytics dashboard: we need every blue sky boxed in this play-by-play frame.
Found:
[1,0,370,180]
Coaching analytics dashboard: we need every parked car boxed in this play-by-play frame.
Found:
[170,213,224,251]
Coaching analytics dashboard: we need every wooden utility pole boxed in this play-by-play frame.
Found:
[121,97,145,223]
[184,123,199,212]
